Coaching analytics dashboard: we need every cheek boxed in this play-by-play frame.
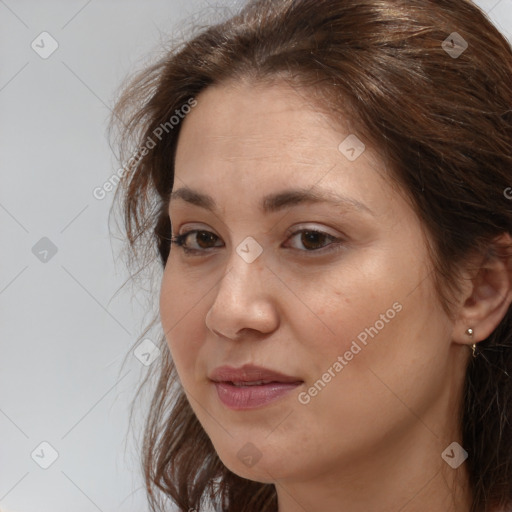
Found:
[159,266,206,381]
[288,256,405,363]
[159,268,177,342]
[291,243,446,398]
[296,258,450,423]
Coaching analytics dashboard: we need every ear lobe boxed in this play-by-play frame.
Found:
[452,233,512,346]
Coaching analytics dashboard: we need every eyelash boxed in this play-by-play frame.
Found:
[169,229,345,257]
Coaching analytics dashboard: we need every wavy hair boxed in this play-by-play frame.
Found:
[110,1,512,510]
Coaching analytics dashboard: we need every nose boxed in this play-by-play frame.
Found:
[205,251,279,340]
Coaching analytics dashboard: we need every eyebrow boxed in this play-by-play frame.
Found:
[169,186,374,216]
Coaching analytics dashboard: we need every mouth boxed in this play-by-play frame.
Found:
[212,381,303,410]
[209,363,302,384]
[224,380,285,386]
[208,364,304,410]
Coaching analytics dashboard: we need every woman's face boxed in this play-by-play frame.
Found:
[160,80,462,485]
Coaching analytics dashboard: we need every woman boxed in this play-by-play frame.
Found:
[111,0,512,510]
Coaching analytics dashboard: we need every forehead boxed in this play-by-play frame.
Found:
[173,80,395,216]
[177,80,352,159]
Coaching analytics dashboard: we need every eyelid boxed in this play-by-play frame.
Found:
[284,223,341,240]
[173,222,341,239]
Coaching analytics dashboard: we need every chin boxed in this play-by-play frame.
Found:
[214,442,294,483]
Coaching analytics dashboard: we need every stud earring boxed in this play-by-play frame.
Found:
[466,327,477,358]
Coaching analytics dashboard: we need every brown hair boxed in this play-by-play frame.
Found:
[110,1,512,511]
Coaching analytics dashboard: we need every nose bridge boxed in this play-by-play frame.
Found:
[217,241,266,301]
[206,240,277,338]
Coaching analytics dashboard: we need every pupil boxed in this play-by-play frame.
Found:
[198,231,215,248]
[303,231,324,249]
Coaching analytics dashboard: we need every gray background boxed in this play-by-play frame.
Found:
[0,1,510,511]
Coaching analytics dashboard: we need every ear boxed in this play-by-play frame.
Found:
[452,233,512,346]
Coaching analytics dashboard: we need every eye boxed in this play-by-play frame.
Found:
[284,229,344,254]
[170,230,223,254]
[170,228,344,256]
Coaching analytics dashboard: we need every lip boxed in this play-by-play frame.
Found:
[209,364,303,410]
[209,364,303,384]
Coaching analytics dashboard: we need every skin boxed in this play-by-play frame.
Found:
[159,79,512,512]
